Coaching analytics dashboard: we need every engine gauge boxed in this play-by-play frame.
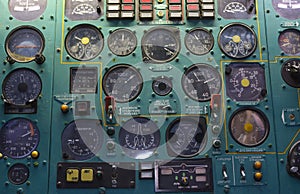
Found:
[182,64,222,102]
[287,140,300,178]
[5,26,45,63]
[119,117,160,159]
[166,117,207,158]
[108,28,137,56]
[278,29,300,55]
[229,108,269,147]
[9,0,47,21]
[184,28,214,55]
[65,24,104,61]
[281,59,300,88]
[225,63,267,101]
[2,68,42,106]
[61,119,103,161]
[0,118,40,159]
[152,76,173,96]
[8,163,30,185]
[218,23,257,59]
[141,27,180,63]
[102,64,143,103]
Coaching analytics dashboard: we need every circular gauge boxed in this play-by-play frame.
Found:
[281,59,300,88]
[61,119,103,161]
[287,140,300,178]
[5,26,45,63]
[152,76,173,96]
[119,117,160,159]
[272,0,300,20]
[185,28,214,55]
[279,29,300,55]
[0,118,40,159]
[225,63,267,101]
[108,29,137,56]
[218,23,257,59]
[9,0,47,21]
[65,24,104,61]
[103,64,143,103]
[8,163,30,185]
[141,27,180,63]
[229,108,269,147]
[2,68,42,106]
[182,64,222,102]
[166,117,206,158]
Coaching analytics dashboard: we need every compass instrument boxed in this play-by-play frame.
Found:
[9,0,47,21]
[278,29,300,55]
[108,28,137,56]
[281,59,300,88]
[184,28,214,55]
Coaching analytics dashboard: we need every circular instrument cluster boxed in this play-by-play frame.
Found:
[287,141,300,178]
[278,29,300,56]
[185,28,214,55]
[281,59,300,88]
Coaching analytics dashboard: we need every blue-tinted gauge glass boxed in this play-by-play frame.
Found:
[9,0,47,21]
[0,118,40,159]
[273,0,300,20]
[2,68,42,106]
[5,27,45,63]
[218,23,257,59]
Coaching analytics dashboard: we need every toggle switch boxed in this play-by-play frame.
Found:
[240,165,246,180]
[105,96,116,123]
[222,165,228,180]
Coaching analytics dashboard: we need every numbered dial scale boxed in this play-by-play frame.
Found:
[287,141,300,178]
[184,28,214,55]
[108,28,137,56]
[8,163,30,185]
[281,59,300,88]
[278,29,300,56]
[9,0,47,21]
[0,118,40,159]
[218,23,257,59]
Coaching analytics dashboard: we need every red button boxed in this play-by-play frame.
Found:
[122,0,134,3]
[187,0,199,3]
[169,0,181,3]
[140,4,153,10]
[122,4,134,10]
[169,5,182,11]
[140,0,152,3]
[187,4,199,11]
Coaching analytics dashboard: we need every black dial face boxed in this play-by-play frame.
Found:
[6,27,45,63]
[226,63,267,101]
[0,118,40,159]
[218,23,257,59]
[166,117,206,158]
[65,24,104,61]
[119,117,160,159]
[108,29,137,56]
[2,68,42,106]
[103,64,143,103]
[229,108,269,147]
[65,0,101,21]
[9,0,47,21]
[152,76,173,96]
[281,59,300,88]
[287,141,300,178]
[142,27,180,63]
[8,163,30,185]
[185,28,214,55]
[61,119,103,161]
[278,29,300,55]
[273,0,300,20]
[182,64,222,102]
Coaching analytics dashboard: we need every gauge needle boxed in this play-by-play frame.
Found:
[16,45,38,48]
[193,72,201,81]
[75,36,82,41]
[125,75,135,83]
[21,131,31,138]
[224,35,233,39]
[281,42,291,47]
[204,77,215,84]
[164,47,174,55]
[193,34,199,40]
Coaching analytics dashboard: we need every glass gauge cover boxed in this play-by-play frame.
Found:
[185,28,214,55]
[61,119,103,161]
[229,108,269,147]
[278,29,300,55]
[9,0,47,21]
[5,26,45,63]
[65,24,104,61]
[8,163,30,185]
[182,64,222,102]
[152,76,173,96]
[0,118,40,159]
[141,27,180,63]
[119,117,160,159]
[166,117,207,158]
[281,59,300,88]
[287,140,300,178]
[218,23,257,59]
[2,68,42,106]
[108,28,137,56]
[103,64,143,103]
[272,0,300,20]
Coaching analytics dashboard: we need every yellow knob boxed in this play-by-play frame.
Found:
[0,153,3,159]
[81,37,90,45]
[254,161,262,170]
[61,104,69,113]
[254,172,263,181]
[232,35,241,43]
[241,78,250,88]
[158,0,164,3]
[244,123,254,133]
[31,151,39,159]
[157,11,164,17]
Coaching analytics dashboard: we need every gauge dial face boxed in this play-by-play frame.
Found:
[6,27,45,63]
[141,27,180,63]
[287,140,300,178]
[218,0,256,19]
[229,108,269,147]
[9,0,47,21]
[226,63,267,101]
[108,29,137,56]
[185,28,214,55]
[166,117,206,158]
[0,118,40,159]
[119,117,160,159]
[65,0,101,21]
[103,64,143,103]
[272,0,300,20]
[218,23,257,59]
[281,59,300,88]
[182,64,222,102]
[2,68,42,106]
[8,163,30,185]
[152,76,173,96]
[65,24,104,61]
[61,119,103,161]
[278,29,300,55]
